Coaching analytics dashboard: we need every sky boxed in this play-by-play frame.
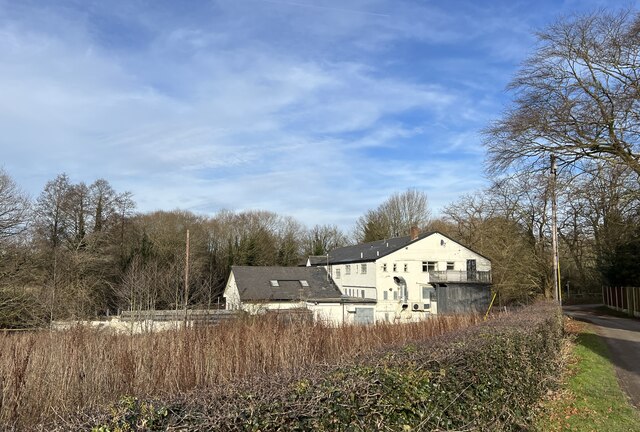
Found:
[0,0,635,229]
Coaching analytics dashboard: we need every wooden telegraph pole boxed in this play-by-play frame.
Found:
[550,155,561,304]
[184,229,190,326]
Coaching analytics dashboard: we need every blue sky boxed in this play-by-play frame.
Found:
[0,0,634,229]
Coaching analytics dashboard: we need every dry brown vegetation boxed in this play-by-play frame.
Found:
[0,313,482,430]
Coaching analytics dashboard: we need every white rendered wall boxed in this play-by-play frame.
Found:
[223,273,241,310]
[373,233,490,322]
[325,263,377,299]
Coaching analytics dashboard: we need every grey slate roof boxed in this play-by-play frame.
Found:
[231,266,344,302]
[319,231,492,265]
[325,232,433,264]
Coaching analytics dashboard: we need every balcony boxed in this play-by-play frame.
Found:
[428,270,492,283]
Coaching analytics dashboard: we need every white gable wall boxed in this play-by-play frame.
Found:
[223,272,241,310]
[373,233,490,320]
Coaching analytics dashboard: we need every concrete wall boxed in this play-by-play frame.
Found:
[52,318,184,334]
[436,284,492,314]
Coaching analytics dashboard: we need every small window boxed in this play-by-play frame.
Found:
[300,280,309,287]
[335,269,341,279]
[345,264,351,275]
[270,280,279,287]
[403,263,408,272]
[383,291,388,300]
[393,263,397,272]
[393,291,398,300]
[447,262,455,271]
[361,290,365,298]
[382,263,387,272]
[361,263,367,274]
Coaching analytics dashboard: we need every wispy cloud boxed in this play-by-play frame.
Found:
[0,0,625,229]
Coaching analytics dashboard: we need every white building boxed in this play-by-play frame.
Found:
[309,230,492,322]
[224,230,492,325]
[224,266,376,325]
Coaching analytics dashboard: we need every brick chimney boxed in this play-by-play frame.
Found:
[410,226,419,241]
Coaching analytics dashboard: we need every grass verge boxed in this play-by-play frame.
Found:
[535,319,640,431]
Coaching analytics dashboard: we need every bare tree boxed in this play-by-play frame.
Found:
[355,189,431,242]
[485,10,640,175]
[304,224,349,256]
[0,169,30,242]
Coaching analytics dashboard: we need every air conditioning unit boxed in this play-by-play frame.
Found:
[412,303,424,312]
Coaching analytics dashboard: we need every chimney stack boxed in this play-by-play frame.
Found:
[410,226,419,241]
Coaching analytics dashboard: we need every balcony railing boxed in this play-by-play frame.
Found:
[428,270,492,283]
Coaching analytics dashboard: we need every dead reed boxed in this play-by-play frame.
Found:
[0,313,482,429]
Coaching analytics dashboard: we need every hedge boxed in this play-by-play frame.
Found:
[77,302,563,431]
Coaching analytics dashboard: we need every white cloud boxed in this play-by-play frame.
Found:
[0,0,514,230]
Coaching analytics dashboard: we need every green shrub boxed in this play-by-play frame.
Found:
[84,302,563,431]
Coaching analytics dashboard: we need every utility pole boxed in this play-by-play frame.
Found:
[550,155,561,304]
[184,229,190,326]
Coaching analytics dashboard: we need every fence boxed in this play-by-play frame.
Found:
[602,286,640,318]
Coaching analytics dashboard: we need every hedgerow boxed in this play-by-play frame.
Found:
[77,302,563,431]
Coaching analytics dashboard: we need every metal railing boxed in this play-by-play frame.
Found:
[428,270,492,283]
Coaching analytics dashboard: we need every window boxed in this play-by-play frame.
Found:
[382,263,387,272]
[270,280,279,287]
[335,269,341,279]
[403,263,408,272]
[422,287,435,299]
[361,290,365,298]
[393,291,398,300]
[361,263,367,274]
[300,280,309,287]
[345,264,351,275]
[393,263,397,272]
[422,261,437,272]
[447,262,455,271]
[383,291,388,300]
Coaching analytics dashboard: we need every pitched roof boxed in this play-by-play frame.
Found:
[325,232,433,264]
[320,231,491,265]
[231,266,343,302]
[296,256,329,266]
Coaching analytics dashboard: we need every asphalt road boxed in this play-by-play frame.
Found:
[563,304,640,409]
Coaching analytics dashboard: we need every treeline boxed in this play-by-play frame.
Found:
[1,162,638,327]
[0,171,354,326]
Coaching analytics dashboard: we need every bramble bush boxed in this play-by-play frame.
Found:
[82,302,563,431]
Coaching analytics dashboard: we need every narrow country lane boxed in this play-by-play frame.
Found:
[564,304,640,409]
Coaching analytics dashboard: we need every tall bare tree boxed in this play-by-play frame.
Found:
[355,189,431,242]
[485,10,640,175]
[0,169,29,243]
